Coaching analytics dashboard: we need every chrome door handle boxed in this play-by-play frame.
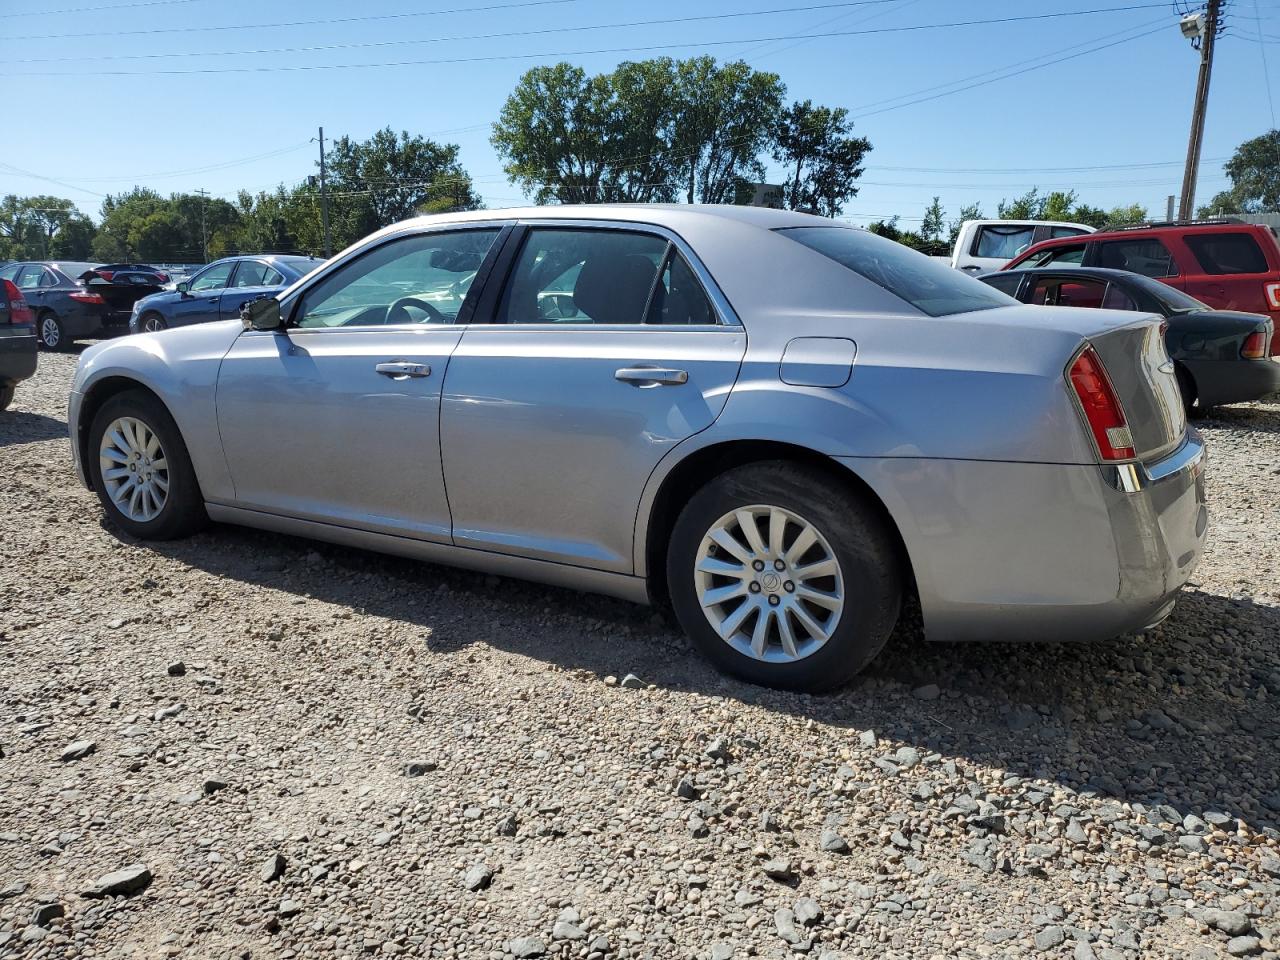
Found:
[615,366,688,386]
[375,361,431,379]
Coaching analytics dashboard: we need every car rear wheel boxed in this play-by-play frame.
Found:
[88,389,206,540]
[38,312,67,351]
[140,313,167,333]
[666,462,902,692]
[1175,364,1204,419]
[0,384,14,412]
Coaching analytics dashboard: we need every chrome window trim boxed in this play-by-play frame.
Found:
[276,221,512,333]
[507,218,743,328]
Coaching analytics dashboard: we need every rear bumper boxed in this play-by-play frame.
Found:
[844,433,1208,644]
[1185,357,1280,407]
[0,326,38,384]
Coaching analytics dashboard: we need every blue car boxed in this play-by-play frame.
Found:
[128,254,322,334]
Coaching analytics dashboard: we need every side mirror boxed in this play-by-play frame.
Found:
[241,296,284,331]
[176,281,191,295]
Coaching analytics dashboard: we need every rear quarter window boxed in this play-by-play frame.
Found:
[780,226,1014,317]
[1184,232,1269,275]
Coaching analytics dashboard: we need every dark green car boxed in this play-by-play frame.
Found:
[980,266,1280,414]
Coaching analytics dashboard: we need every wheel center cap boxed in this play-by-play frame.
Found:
[761,572,782,592]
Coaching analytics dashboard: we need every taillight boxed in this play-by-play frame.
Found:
[1265,282,1280,310]
[69,291,105,305]
[1068,345,1135,462]
[3,279,32,325]
[1242,329,1268,359]
[95,270,115,281]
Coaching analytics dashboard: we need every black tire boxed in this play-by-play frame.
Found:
[1176,365,1203,419]
[37,312,68,351]
[0,384,13,412]
[666,461,902,692]
[87,389,207,540]
[139,312,167,334]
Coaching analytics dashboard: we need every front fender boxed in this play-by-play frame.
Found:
[72,321,242,500]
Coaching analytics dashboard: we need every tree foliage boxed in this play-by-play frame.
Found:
[996,188,1146,229]
[0,195,95,260]
[492,57,867,213]
[1200,129,1280,215]
[772,100,871,216]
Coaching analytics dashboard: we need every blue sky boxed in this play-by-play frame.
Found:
[0,0,1274,228]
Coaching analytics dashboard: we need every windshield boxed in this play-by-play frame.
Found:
[778,226,1014,317]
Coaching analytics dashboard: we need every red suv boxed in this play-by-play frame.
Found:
[1005,219,1280,354]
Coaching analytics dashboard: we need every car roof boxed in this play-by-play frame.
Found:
[996,266,1137,281]
[386,203,830,233]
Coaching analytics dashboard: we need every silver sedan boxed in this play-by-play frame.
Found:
[68,206,1208,691]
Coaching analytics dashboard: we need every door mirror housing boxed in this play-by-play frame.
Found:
[176,280,191,295]
[241,296,284,331]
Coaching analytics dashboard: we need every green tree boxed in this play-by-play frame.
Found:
[1200,129,1280,215]
[493,57,788,206]
[947,202,983,245]
[326,127,482,243]
[672,57,784,204]
[920,196,945,243]
[772,100,871,216]
[0,195,95,259]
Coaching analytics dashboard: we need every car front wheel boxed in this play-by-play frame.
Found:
[667,462,902,692]
[87,389,206,540]
[0,384,14,412]
[140,313,167,333]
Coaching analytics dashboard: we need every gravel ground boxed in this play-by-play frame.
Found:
[1,347,1278,960]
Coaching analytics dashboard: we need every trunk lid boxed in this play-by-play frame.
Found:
[1087,317,1186,464]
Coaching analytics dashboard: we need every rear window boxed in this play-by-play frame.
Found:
[973,224,1036,260]
[1184,232,1269,275]
[780,226,1013,317]
[1096,238,1178,278]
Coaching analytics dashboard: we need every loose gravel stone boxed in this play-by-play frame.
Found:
[80,863,152,898]
[507,936,547,957]
[59,740,95,762]
[463,863,492,891]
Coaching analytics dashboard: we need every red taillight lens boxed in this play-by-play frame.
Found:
[95,270,114,281]
[1265,282,1280,310]
[1242,330,1267,359]
[68,291,105,305]
[3,279,32,324]
[1068,345,1135,462]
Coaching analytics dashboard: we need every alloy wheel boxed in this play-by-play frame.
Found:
[98,416,169,522]
[693,503,844,663]
[142,315,165,333]
[41,316,60,348]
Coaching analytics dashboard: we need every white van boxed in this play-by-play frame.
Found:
[951,220,1095,274]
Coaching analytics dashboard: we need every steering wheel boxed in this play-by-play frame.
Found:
[385,296,447,325]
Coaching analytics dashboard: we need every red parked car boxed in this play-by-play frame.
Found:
[1005,218,1280,354]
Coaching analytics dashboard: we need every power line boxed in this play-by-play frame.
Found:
[0,0,201,17]
[1,5,1178,76]
[63,142,313,183]
[6,0,587,42]
[849,22,1167,120]
[867,157,1229,173]
[8,1,904,64]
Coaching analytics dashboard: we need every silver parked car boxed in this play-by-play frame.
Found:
[68,206,1208,691]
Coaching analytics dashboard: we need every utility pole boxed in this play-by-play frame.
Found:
[316,126,332,258]
[194,188,209,263]
[1177,0,1222,221]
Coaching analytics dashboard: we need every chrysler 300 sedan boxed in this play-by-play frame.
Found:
[68,206,1208,691]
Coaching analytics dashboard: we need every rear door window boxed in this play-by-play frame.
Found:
[1031,277,1107,309]
[1096,238,1178,278]
[973,224,1036,260]
[497,228,668,325]
[231,261,271,288]
[15,265,44,289]
[1184,232,1269,275]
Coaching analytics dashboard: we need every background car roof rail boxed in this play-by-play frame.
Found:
[1097,216,1248,232]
